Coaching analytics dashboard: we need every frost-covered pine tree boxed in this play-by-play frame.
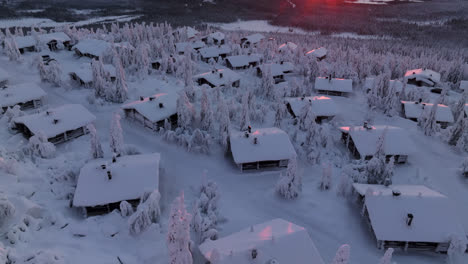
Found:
[200,87,214,132]
[382,156,395,186]
[460,157,468,176]
[319,163,332,190]
[448,115,466,146]
[331,244,351,264]
[191,176,220,243]
[28,132,56,159]
[39,61,62,87]
[453,91,467,122]
[261,66,275,99]
[378,248,394,264]
[366,129,387,184]
[87,124,104,159]
[113,55,128,103]
[447,235,467,264]
[189,129,210,154]
[239,93,251,131]
[120,201,134,217]
[0,194,15,226]
[176,91,195,130]
[336,172,353,197]
[167,193,193,264]
[183,47,195,100]
[109,113,124,156]
[128,190,161,235]
[91,58,110,98]
[218,99,231,152]
[418,99,440,136]
[276,158,302,199]
[4,38,21,61]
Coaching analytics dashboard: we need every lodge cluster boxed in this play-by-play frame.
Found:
[1,25,467,264]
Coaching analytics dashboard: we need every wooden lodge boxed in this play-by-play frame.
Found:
[0,82,46,112]
[315,76,353,97]
[256,62,294,84]
[225,54,262,70]
[72,39,111,60]
[285,96,339,123]
[401,100,454,129]
[194,69,241,88]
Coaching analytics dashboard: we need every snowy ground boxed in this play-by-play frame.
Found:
[0,28,467,264]
[0,15,142,29]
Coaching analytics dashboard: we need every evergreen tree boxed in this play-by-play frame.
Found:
[176,91,195,130]
[378,248,394,264]
[88,124,104,159]
[418,99,440,136]
[276,158,302,199]
[331,244,351,264]
[239,93,250,131]
[167,193,193,264]
[113,55,128,103]
[200,87,214,132]
[109,113,124,156]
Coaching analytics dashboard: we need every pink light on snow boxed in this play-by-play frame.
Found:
[287,223,294,234]
[258,226,272,240]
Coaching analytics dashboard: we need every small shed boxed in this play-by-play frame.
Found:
[202,32,225,45]
[401,101,454,128]
[72,39,111,60]
[69,63,116,86]
[225,54,263,70]
[73,153,160,216]
[306,47,327,61]
[199,45,232,62]
[122,93,178,131]
[339,125,413,163]
[285,96,339,123]
[257,62,294,83]
[404,69,441,88]
[315,76,353,96]
[0,68,8,88]
[194,69,241,88]
[352,183,467,252]
[0,82,46,112]
[229,127,296,172]
[240,33,265,47]
[13,104,96,144]
[175,41,206,54]
[199,218,325,264]
[278,42,298,53]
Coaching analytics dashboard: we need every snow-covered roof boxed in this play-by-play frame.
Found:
[69,63,116,84]
[460,80,468,91]
[404,69,441,86]
[199,218,325,264]
[177,26,199,39]
[230,128,296,164]
[401,101,454,123]
[364,78,403,93]
[199,45,231,59]
[72,39,111,58]
[0,68,8,83]
[306,47,327,59]
[13,104,96,139]
[353,183,467,244]
[315,77,353,93]
[194,69,241,88]
[258,62,294,77]
[122,93,177,123]
[73,153,160,207]
[278,42,298,52]
[285,96,339,117]
[339,125,414,156]
[14,32,71,49]
[175,41,206,53]
[0,82,46,108]
[241,33,265,45]
[226,54,262,68]
[209,31,225,42]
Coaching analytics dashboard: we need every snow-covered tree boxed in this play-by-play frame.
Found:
[188,129,210,154]
[460,157,468,176]
[218,98,231,152]
[331,244,351,264]
[366,129,387,184]
[261,66,275,99]
[378,248,394,264]
[418,100,440,136]
[128,190,161,235]
[0,195,15,226]
[87,124,104,159]
[453,91,467,122]
[448,115,466,146]
[3,38,21,61]
[167,193,193,264]
[38,61,62,87]
[109,113,124,156]
[336,172,353,197]
[239,93,251,131]
[120,201,133,217]
[447,235,467,264]
[200,87,214,132]
[276,158,302,199]
[319,163,332,190]
[177,91,195,130]
[91,58,111,98]
[113,55,128,103]
[3,105,24,129]
[382,156,395,186]
[28,132,56,159]
[191,175,220,243]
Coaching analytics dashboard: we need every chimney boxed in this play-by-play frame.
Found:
[212,69,216,74]
[53,119,59,124]
[46,111,51,116]
[107,170,112,180]
[363,121,368,129]
[140,96,144,101]
[253,137,258,144]
[251,249,258,259]
[328,74,332,81]
[159,103,164,108]
[406,213,414,226]
[301,97,304,101]
[219,73,223,78]
[149,97,154,101]
[244,132,250,138]
[248,126,252,133]
[101,164,106,170]
[418,98,422,103]
[112,156,116,163]
[392,189,401,196]
[280,61,284,65]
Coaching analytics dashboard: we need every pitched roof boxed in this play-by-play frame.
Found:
[194,68,241,88]
[401,101,454,123]
[339,125,414,156]
[306,47,327,58]
[226,54,262,68]
[258,62,294,77]
[353,183,467,244]
[14,32,71,49]
[285,96,339,117]
[69,63,116,84]
[13,104,96,139]
[209,31,225,41]
[315,77,353,93]
[241,33,265,44]
[0,82,46,108]
[278,42,298,52]
[175,41,206,53]
[0,68,8,83]
[199,45,231,59]
[230,128,296,164]
[199,219,325,264]
[72,39,111,58]
[404,69,441,86]
[122,93,177,123]
[73,153,160,207]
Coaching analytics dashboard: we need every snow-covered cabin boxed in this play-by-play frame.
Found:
[315,76,353,96]
[240,33,265,48]
[175,26,199,40]
[69,63,116,86]
[401,101,454,128]
[199,45,231,62]
[194,69,241,88]
[404,69,441,88]
[229,127,296,171]
[285,96,339,123]
[339,124,413,163]
[175,41,206,54]
[0,68,8,88]
[306,47,327,61]
[278,42,298,53]
[352,183,467,252]
[13,104,96,144]
[151,55,183,74]
[12,32,71,53]
[199,218,325,264]
[122,93,177,131]
[73,153,160,216]
[0,82,46,112]
[202,31,225,45]
[257,62,294,83]
[460,80,468,92]
[72,39,111,60]
[225,54,263,70]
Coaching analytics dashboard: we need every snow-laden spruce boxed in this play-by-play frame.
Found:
[276,158,302,199]
[109,113,124,156]
[167,193,192,264]
[28,132,56,159]
[129,190,161,235]
[191,175,220,244]
[87,124,103,159]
